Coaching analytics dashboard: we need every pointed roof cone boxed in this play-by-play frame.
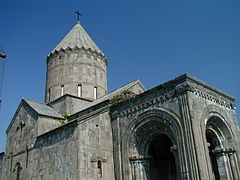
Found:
[50,21,103,55]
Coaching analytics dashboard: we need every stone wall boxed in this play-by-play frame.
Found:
[2,102,38,179]
[26,122,79,180]
[49,95,93,116]
[37,116,61,136]
[74,107,115,180]
[1,120,79,180]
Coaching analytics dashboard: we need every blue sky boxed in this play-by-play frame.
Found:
[0,0,240,151]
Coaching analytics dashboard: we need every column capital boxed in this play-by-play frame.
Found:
[212,147,236,155]
[129,155,151,164]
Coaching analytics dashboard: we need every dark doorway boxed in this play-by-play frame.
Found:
[206,129,221,180]
[148,134,177,180]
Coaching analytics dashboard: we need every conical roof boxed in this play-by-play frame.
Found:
[50,21,103,55]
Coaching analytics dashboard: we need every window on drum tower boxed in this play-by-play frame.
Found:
[61,85,64,96]
[94,87,97,100]
[78,84,82,97]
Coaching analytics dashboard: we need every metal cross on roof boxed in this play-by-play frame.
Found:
[75,10,82,21]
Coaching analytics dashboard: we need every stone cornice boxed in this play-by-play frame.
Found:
[176,80,235,109]
[183,74,235,101]
[110,74,236,119]
[194,89,235,110]
[47,46,107,65]
[110,89,177,119]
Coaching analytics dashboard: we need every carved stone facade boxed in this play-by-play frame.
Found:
[111,74,240,180]
[0,20,239,180]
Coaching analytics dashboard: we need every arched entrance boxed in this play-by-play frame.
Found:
[206,129,221,180]
[128,118,180,180]
[148,134,177,180]
[204,115,240,179]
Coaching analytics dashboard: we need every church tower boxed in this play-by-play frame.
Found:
[45,20,107,103]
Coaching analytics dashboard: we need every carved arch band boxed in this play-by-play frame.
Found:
[121,109,187,180]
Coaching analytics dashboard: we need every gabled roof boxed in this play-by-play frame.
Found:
[95,80,146,103]
[50,21,103,55]
[23,99,64,119]
[76,80,146,112]
[6,99,64,133]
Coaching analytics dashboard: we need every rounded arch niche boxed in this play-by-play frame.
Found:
[123,109,183,180]
[201,107,239,180]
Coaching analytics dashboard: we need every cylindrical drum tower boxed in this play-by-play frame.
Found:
[45,21,107,103]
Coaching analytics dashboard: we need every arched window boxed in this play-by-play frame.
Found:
[61,85,64,96]
[205,116,237,180]
[94,87,97,99]
[48,88,51,101]
[97,160,102,177]
[206,128,221,180]
[78,84,82,97]
[13,162,22,180]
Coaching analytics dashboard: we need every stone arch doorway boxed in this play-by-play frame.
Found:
[128,118,180,180]
[206,128,221,180]
[148,134,177,180]
[204,115,240,179]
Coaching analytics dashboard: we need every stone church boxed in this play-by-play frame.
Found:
[0,19,239,180]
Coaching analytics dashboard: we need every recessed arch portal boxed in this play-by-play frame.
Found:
[124,109,182,180]
[206,128,221,180]
[204,114,238,180]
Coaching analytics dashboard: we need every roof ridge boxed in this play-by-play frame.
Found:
[23,98,64,119]
[107,80,140,94]
[23,98,47,105]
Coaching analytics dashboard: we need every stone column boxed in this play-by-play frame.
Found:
[212,148,240,180]
[215,151,233,180]
[178,92,200,180]
[227,149,240,180]
[129,156,150,180]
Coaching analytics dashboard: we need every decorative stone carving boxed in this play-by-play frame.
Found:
[90,156,107,163]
